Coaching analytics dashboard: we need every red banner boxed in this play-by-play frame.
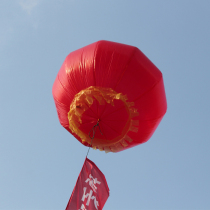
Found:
[66,158,109,210]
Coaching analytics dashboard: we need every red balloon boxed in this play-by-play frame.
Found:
[52,40,167,153]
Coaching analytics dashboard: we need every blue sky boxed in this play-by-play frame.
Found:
[1,1,210,209]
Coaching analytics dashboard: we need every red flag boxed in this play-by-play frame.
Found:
[66,158,109,210]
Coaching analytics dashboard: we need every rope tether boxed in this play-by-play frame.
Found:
[86,119,103,157]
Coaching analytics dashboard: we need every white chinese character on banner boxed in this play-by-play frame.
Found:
[81,187,99,210]
[85,174,101,192]
[78,204,87,210]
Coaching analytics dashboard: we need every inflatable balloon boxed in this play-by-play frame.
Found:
[52,40,167,152]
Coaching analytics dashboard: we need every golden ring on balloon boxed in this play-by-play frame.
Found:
[68,86,139,152]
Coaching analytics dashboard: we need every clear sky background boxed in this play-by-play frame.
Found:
[1,1,210,210]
